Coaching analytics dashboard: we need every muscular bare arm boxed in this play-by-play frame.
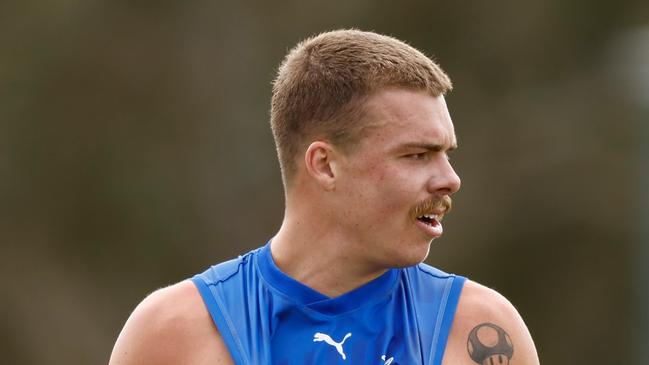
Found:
[442,280,540,365]
[109,280,234,365]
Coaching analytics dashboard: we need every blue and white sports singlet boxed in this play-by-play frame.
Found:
[192,243,465,365]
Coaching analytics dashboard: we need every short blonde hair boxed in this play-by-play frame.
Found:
[270,29,452,185]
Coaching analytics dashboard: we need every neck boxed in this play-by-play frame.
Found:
[270,208,387,298]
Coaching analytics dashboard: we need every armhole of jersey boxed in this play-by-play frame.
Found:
[191,275,247,365]
[429,275,467,365]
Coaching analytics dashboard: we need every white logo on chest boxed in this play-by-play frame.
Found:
[313,332,352,360]
[381,354,394,364]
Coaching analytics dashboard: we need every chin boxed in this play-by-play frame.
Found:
[387,241,432,268]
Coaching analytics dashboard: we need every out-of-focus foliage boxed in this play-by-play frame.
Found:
[2,1,647,364]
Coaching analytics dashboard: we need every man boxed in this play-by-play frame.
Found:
[110,29,540,365]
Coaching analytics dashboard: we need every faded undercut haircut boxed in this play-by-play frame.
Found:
[270,29,453,187]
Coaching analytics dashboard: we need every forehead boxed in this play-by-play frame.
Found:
[357,88,456,149]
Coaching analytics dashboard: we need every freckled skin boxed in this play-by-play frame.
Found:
[328,88,460,270]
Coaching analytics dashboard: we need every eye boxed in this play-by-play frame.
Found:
[405,152,428,160]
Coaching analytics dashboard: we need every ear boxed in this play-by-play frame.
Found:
[304,141,338,191]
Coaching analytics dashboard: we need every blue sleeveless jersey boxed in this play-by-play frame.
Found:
[192,243,465,365]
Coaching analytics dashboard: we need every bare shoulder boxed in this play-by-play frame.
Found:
[442,279,540,365]
[109,280,234,365]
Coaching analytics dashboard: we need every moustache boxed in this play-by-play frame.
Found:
[411,195,453,220]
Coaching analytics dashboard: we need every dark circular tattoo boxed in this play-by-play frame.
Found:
[467,323,514,364]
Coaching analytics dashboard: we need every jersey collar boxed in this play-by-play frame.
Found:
[256,241,399,316]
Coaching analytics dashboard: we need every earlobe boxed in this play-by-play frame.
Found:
[304,141,336,191]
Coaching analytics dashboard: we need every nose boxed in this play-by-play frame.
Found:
[427,158,461,196]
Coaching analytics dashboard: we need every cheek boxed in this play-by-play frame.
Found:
[341,160,417,216]
[365,167,416,213]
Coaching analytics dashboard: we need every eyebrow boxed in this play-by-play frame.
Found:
[399,142,458,152]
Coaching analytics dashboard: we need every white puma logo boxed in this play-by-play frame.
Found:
[381,355,394,364]
[313,332,352,360]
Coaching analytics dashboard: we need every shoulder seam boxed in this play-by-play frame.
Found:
[204,251,255,286]
[415,263,454,279]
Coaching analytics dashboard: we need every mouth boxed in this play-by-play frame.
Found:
[415,213,443,238]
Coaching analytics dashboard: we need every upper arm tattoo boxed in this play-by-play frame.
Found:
[467,323,514,365]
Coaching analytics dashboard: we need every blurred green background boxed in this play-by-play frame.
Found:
[2,1,648,364]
